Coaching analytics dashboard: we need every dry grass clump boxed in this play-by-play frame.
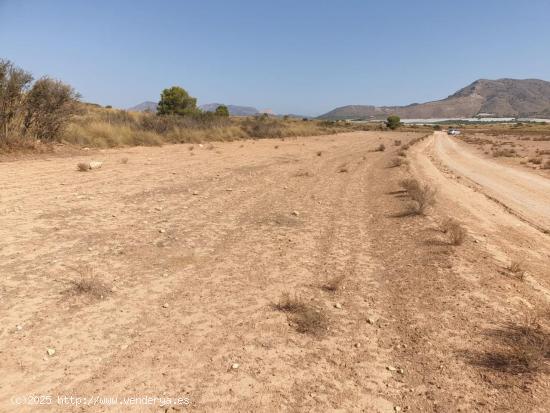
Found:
[492,148,517,157]
[293,307,328,335]
[528,157,542,165]
[441,218,466,245]
[475,316,550,375]
[274,292,307,312]
[394,140,402,146]
[67,266,111,299]
[399,178,421,193]
[389,157,408,168]
[274,292,328,336]
[373,143,386,152]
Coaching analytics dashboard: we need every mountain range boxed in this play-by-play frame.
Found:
[127,101,260,116]
[318,79,550,120]
[199,103,259,116]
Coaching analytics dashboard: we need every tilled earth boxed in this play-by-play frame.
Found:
[1,131,549,412]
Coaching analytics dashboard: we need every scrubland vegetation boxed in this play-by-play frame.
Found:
[2,58,408,153]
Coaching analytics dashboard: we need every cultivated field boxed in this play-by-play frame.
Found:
[1,131,549,412]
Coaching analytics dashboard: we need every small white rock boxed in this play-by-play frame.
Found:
[334,303,342,309]
[162,303,169,308]
[231,363,240,369]
[46,348,56,356]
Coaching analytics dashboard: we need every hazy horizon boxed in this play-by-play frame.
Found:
[2,0,550,116]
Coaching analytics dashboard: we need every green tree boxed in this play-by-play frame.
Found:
[214,105,229,117]
[386,115,401,130]
[0,59,33,140]
[157,86,197,116]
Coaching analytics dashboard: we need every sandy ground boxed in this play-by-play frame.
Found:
[1,131,549,412]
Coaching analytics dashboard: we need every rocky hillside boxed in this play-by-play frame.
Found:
[319,79,550,119]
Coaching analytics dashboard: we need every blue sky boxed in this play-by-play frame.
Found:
[1,0,549,116]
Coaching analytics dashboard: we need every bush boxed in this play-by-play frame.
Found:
[242,116,286,139]
[386,115,401,130]
[23,77,80,141]
[400,178,436,215]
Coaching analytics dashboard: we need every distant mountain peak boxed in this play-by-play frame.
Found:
[128,101,157,112]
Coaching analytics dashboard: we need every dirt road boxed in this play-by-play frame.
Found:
[1,131,549,412]
[431,131,550,233]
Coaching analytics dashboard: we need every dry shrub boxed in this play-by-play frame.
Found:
[529,157,542,165]
[389,157,407,168]
[374,143,385,152]
[274,292,307,313]
[400,178,436,215]
[317,151,322,156]
[542,160,550,169]
[120,157,129,164]
[67,266,111,299]
[409,184,436,214]
[274,292,328,336]
[399,178,421,193]
[492,148,517,157]
[441,218,466,245]
[293,307,328,335]
[394,139,402,146]
[476,316,550,375]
